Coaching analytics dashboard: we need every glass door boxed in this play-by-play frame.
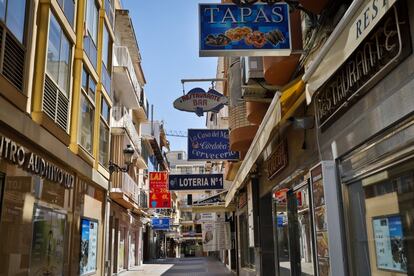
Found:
[273,183,316,276]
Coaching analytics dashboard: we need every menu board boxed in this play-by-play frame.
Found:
[372,215,408,273]
[311,165,331,276]
[30,206,66,276]
[80,218,99,275]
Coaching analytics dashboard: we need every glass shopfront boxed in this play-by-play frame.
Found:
[273,180,316,276]
[0,160,73,276]
[345,161,414,276]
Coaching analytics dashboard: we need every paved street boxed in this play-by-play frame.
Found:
[122,257,234,276]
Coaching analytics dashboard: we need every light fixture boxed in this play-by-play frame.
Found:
[108,144,135,175]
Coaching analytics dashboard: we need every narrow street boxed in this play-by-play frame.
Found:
[123,257,233,276]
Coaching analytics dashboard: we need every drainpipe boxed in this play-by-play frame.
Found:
[302,0,365,102]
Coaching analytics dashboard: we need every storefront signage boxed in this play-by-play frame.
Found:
[194,212,225,223]
[372,215,408,273]
[315,6,411,129]
[188,129,239,161]
[202,222,231,252]
[0,135,74,188]
[266,140,288,180]
[80,218,98,275]
[151,218,170,230]
[199,3,291,57]
[168,174,223,191]
[149,172,171,209]
[173,88,228,116]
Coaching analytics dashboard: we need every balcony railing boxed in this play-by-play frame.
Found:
[112,106,142,155]
[114,46,141,101]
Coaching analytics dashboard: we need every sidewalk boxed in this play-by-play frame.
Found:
[119,257,233,276]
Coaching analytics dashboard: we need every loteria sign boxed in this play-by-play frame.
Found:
[199,2,291,57]
[173,88,228,117]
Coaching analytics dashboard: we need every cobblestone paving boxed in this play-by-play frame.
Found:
[121,257,234,276]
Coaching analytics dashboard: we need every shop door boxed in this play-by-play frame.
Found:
[274,183,316,276]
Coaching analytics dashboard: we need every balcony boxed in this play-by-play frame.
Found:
[113,46,141,109]
[111,173,147,210]
[112,106,142,154]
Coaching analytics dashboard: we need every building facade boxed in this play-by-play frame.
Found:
[0,0,114,275]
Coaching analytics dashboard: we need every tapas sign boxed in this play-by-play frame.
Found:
[173,88,228,116]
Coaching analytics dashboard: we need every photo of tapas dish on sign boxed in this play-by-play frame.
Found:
[205,28,286,49]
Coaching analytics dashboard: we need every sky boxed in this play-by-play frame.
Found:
[123,0,219,151]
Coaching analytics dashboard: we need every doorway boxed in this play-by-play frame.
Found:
[273,181,316,276]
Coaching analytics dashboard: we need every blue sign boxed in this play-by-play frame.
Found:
[151,218,170,230]
[199,3,291,57]
[188,129,240,161]
[169,174,224,191]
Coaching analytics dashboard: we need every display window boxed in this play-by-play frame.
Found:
[272,181,316,276]
[345,162,414,275]
[80,217,99,275]
[0,161,73,276]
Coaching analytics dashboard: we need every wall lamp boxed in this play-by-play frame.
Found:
[108,144,135,175]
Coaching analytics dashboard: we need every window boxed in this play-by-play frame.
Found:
[84,0,98,69]
[99,97,110,167]
[101,24,112,94]
[46,13,71,96]
[85,0,98,44]
[57,0,75,27]
[43,12,72,130]
[0,0,27,43]
[78,67,96,154]
[177,153,183,160]
[105,0,114,27]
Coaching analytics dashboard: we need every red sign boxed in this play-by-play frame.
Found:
[149,172,171,208]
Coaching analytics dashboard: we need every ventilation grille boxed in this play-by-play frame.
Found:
[43,75,69,131]
[3,31,25,90]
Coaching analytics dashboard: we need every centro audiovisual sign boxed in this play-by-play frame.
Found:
[188,129,239,161]
[199,2,291,57]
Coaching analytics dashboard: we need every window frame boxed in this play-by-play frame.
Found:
[78,67,96,154]
[85,0,99,46]
[99,95,110,167]
[45,11,73,98]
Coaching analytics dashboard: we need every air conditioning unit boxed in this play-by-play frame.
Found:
[241,57,280,102]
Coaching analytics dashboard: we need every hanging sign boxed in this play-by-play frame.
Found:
[173,88,228,116]
[151,218,170,230]
[199,3,291,57]
[188,129,239,161]
[149,172,171,209]
[168,174,224,191]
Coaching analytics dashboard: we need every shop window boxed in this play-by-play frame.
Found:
[80,218,98,275]
[99,97,110,167]
[346,166,414,276]
[84,0,98,69]
[78,67,95,154]
[57,0,75,27]
[239,212,255,269]
[43,12,72,131]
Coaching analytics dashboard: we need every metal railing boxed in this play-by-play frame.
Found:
[113,46,141,102]
[111,106,142,155]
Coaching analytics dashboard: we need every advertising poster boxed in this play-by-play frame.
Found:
[373,215,408,273]
[149,172,171,209]
[168,174,224,191]
[188,129,239,161]
[30,206,66,276]
[199,3,291,57]
[202,222,231,252]
[80,218,98,275]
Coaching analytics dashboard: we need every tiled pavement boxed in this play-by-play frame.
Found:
[121,257,234,276]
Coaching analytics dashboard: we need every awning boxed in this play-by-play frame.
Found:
[225,78,305,206]
[192,203,236,213]
[304,0,397,103]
